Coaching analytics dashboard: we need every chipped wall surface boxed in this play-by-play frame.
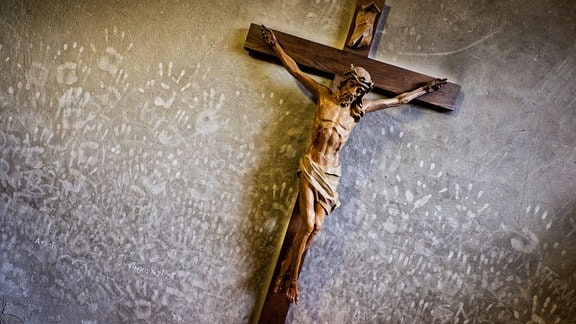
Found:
[1,0,575,323]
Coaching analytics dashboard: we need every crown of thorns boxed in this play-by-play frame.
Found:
[342,64,374,91]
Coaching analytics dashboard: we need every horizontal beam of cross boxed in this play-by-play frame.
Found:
[244,23,460,110]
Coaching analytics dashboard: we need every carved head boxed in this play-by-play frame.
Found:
[338,65,373,122]
[339,65,374,93]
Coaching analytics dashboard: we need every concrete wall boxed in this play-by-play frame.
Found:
[1,0,575,322]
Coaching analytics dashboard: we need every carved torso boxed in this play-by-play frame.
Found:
[307,89,358,167]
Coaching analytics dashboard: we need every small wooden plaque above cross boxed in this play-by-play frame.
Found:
[245,1,460,322]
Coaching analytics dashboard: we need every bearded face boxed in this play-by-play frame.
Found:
[337,66,373,106]
[337,78,367,106]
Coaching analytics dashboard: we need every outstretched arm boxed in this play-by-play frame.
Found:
[364,78,447,113]
[261,25,324,99]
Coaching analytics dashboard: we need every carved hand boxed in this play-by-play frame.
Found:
[423,78,447,93]
[260,24,278,48]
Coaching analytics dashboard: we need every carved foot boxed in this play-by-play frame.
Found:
[286,281,299,304]
[273,272,290,294]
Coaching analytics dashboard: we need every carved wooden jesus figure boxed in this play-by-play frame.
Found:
[261,25,446,304]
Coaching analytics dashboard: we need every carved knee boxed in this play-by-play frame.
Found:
[311,223,322,236]
[301,220,315,236]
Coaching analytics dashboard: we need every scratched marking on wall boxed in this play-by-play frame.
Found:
[0,13,302,320]
[0,23,232,322]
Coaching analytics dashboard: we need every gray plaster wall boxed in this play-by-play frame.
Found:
[1,0,575,323]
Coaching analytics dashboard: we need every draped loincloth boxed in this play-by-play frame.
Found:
[298,153,341,214]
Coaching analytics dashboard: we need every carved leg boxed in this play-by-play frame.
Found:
[283,176,325,304]
[273,256,292,294]
[273,203,303,294]
[305,203,326,251]
[286,224,309,304]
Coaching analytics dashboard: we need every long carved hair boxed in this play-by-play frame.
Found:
[340,65,373,122]
[350,95,366,122]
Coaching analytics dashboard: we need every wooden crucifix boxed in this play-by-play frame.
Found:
[245,1,461,322]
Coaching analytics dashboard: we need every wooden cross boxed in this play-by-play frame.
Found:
[245,1,461,322]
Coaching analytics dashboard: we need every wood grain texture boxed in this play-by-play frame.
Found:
[245,23,460,110]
